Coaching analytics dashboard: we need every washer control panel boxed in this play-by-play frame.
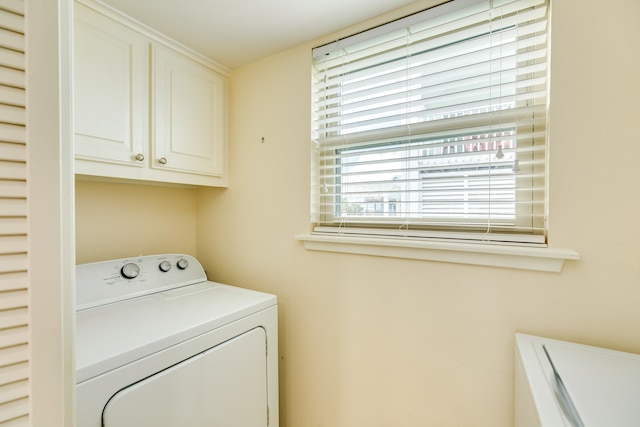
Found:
[76,254,207,310]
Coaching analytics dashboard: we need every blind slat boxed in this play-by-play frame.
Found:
[313,0,546,61]
[317,104,547,147]
[318,79,547,133]
[313,225,546,244]
[315,53,547,114]
[319,131,546,165]
[318,10,547,75]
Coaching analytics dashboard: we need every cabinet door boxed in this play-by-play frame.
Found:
[153,45,226,177]
[74,4,148,166]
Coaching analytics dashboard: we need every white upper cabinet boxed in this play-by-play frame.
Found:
[152,44,225,178]
[74,3,148,167]
[73,0,229,187]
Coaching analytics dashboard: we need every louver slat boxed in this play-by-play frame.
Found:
[0,1,28,424]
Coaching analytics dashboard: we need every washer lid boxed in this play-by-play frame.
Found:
[544,341,640,427]
[76,281,276,383]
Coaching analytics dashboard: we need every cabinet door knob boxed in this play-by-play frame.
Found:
[158,157,168,165]
[135,153,144,161]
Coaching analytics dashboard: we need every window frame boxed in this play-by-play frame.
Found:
[302,0,580,271]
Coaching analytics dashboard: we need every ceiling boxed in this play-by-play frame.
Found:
[100,0,419,69]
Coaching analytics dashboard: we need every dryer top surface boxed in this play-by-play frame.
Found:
[76,281,276,383]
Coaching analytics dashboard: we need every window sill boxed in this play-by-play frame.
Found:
[294,233,579,273]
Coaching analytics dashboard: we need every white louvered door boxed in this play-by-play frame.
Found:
[0,0,29,425]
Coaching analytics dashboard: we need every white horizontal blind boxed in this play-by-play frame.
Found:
[0,0,29,425]
[312,0,549,244]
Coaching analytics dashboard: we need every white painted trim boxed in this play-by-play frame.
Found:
[27,0,76,425]
[295,233,579,272]
[76,0,231,76]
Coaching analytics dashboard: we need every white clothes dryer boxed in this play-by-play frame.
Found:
[75,254,278,427]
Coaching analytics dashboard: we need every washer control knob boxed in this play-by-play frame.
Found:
[121,262,140,279]
[159,260,172,272]
[176,258,189,270]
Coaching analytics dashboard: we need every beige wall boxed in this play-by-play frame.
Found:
[75,0,640,426]
[75,180,197,263]
[197,0,640,426]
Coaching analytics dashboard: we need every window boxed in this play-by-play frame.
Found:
[311,0,549,245]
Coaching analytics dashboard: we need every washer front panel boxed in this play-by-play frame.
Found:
[515,334,640,427]
[544,341,640,426]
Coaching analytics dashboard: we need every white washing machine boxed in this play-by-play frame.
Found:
[75,254,278,427]
[515,333,640,427]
